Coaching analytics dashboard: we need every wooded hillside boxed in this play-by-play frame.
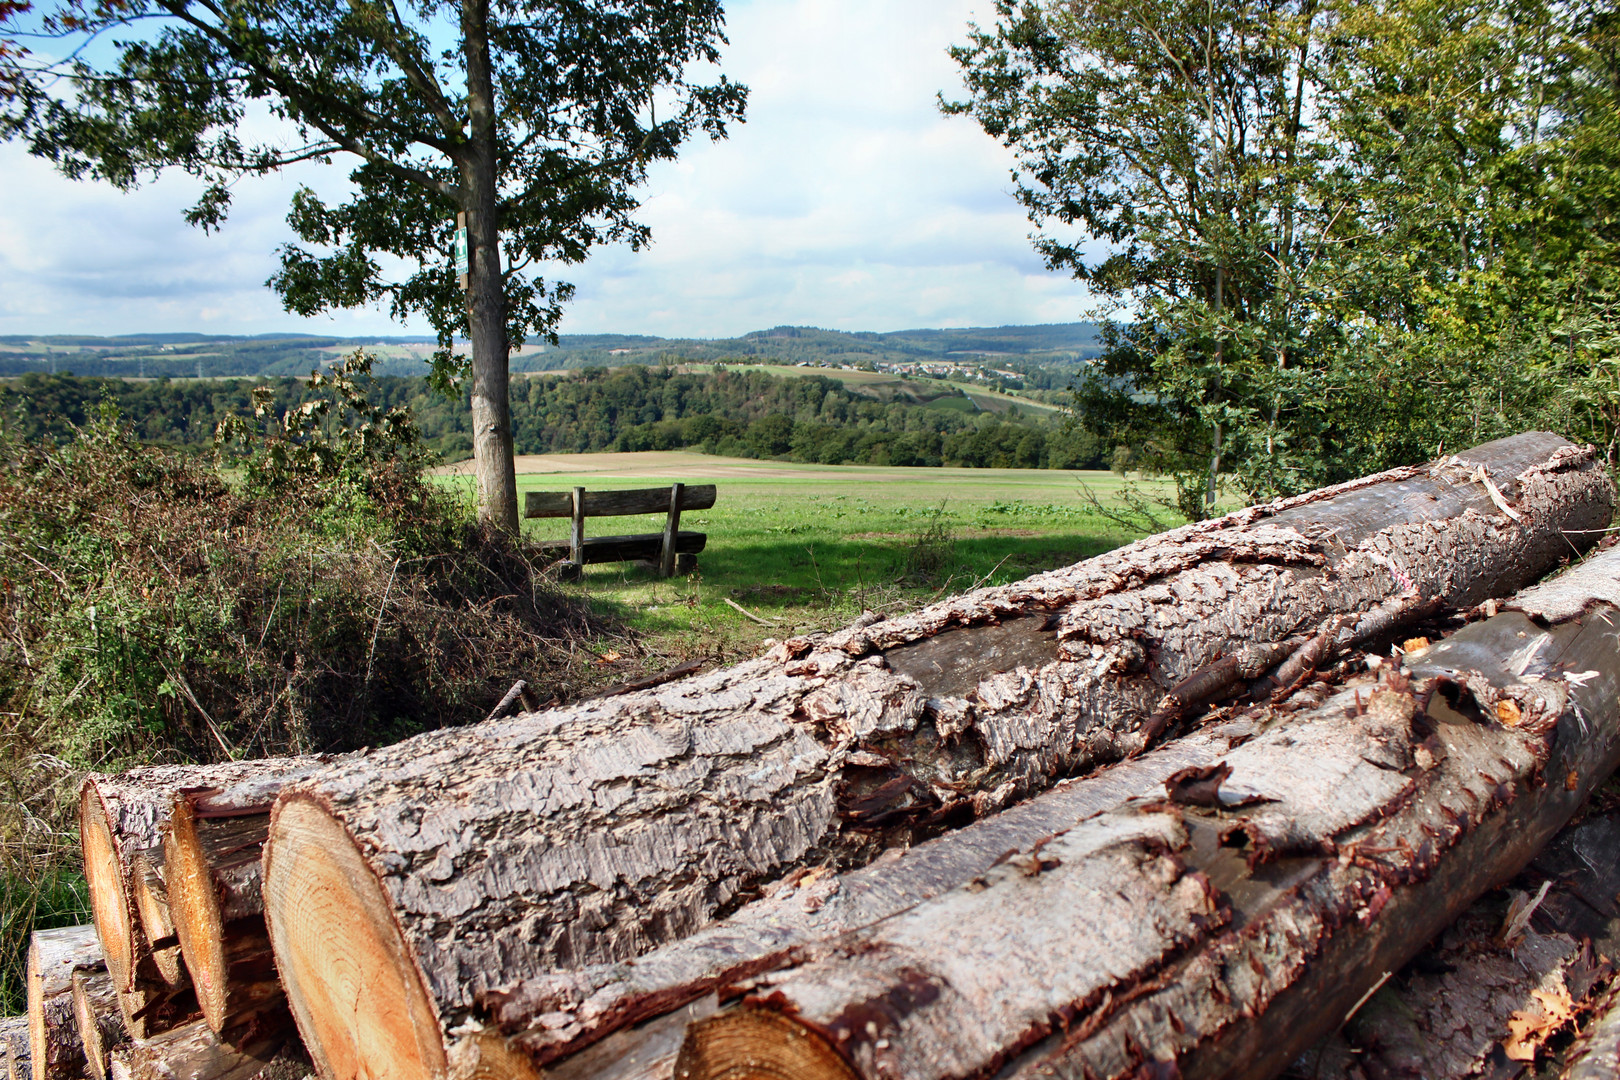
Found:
[0,368,1105,470]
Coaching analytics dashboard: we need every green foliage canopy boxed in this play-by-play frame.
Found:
[946,0,1620,513]
[945,0,1340,515]
[0,0,746,528]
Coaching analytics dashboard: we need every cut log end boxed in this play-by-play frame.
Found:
[29,926,101,1080]
[79,792,134,994]
[128,855,184,992]
[673,1009,856,1080]
[73,967,128,1080]
[165,800,227,1028]
[263,797,444,1080]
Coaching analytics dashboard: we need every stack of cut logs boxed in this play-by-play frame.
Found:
[19,430,1620,1080]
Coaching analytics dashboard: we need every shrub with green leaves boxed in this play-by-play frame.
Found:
[0,357,605,1011]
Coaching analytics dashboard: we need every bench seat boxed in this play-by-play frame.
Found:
[536,530,707,565]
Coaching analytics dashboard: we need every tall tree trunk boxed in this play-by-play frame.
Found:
[675,545,1620,1080]
[1207,265,1225,515]
[461,0,516,534]
[260,434,1611,1080]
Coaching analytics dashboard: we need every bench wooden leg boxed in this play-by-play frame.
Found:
[570,486,586,567]
[659,482,685,578]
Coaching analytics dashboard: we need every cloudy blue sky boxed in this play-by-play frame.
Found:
[0,0,1096,338]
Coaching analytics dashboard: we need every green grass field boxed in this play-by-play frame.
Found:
[437,453,1179,661]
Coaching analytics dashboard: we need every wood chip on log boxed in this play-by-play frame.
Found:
[259,433,1614,1080]
[165,765,337,1041]
[673,543,1620,1080]
[29,926,99,1080]
[105,1019,284,1080]
[71,966,129,1080]
[80,759,321,1037]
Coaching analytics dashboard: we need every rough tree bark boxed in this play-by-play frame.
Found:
[1286,806,1620,1078]
[165,765,335,1041]
[479,728,1257,1077]
[2,1016,30,1080]
[460,0,517,535]
[260,433,1612,1080]
[674,544,1620,1080]
[72,966,129,1080]
[79,760,312,1038]
[28,926,99,1080]
[1567,988,1620,1080]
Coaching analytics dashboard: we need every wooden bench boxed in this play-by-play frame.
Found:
[525,483,716,579]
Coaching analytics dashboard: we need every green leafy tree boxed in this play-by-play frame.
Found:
[1,0,746,530]
[1316,0,1620,464]
[945,0,1343,517]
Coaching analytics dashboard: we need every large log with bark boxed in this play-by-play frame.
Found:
[673,544,1620,1080]
[479,724,1264,1077]
[1285,806,1620,1078]
[79,760,312,1037]
[164,766,334,1041]
[28,926,99,1080]
[260,433,1613,1080]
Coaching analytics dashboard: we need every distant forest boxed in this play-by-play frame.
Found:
[0,367,1113,470]
[0,323,1102,380]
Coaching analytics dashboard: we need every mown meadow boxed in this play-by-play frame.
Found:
[437,454,1179,666]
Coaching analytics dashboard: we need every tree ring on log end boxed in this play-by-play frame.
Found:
[79,788,135,993]
[264,796,446,1080]
[165,799,228,1029]
[674,1008,858,1080]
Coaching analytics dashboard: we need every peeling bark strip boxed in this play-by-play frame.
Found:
[261,434,1613,1080]
[676,546,1620,1080]
[29,926,99,1080]
[165,764,339,1041]
[79,759,316,1038]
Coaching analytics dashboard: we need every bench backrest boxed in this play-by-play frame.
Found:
[524,484,717,519]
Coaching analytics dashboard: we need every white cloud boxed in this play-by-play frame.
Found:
[0,0,1094,337]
